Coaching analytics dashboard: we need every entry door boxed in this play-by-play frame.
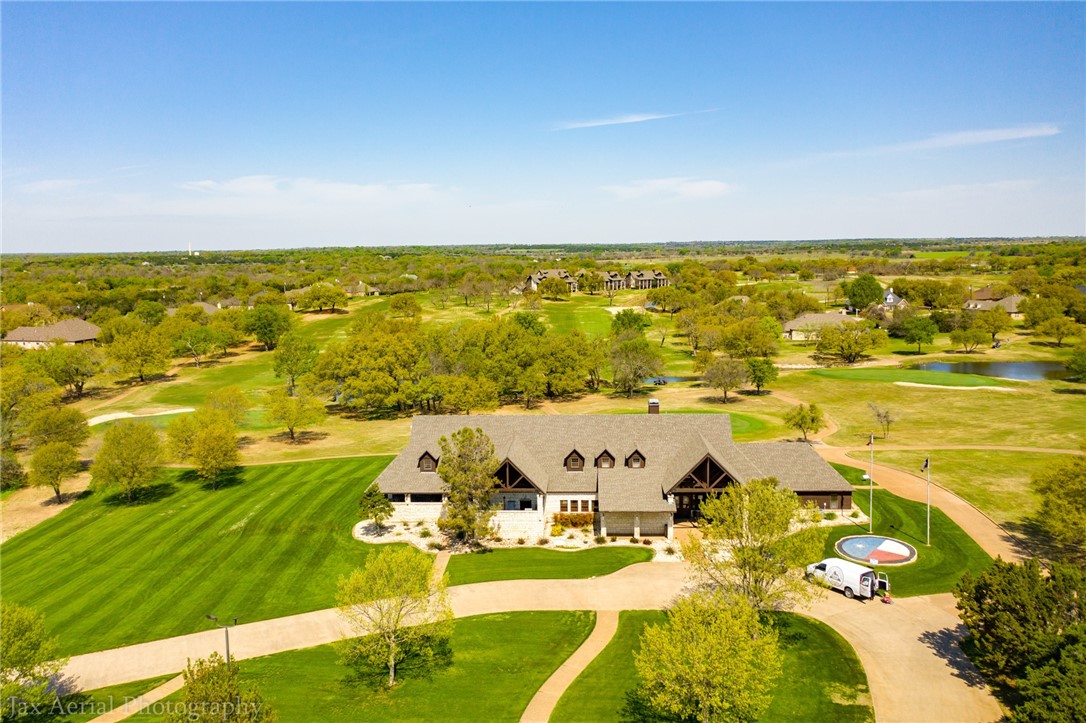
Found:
[676,494,705,519]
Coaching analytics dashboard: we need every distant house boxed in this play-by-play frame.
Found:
[963,294,1026,320]
[217,298,243,309]
[578,270,627,292]
[2,319,100,349]
[373,412,852,540]
[344,282,380,297]
[526,269,578,293]
[782,311,851,341]
[879,288,908,311]
[625,270,670,290]
[166,301,220,317]
[968,285,1006,302]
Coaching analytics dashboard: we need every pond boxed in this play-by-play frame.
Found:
[911,360,1072,381]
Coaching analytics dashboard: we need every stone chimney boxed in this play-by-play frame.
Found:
[648,398,660,415]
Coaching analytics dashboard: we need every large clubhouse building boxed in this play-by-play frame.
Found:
[374,414,852,540]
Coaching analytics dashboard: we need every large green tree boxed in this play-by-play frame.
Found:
[34,342,104,398]
[955,559,1086,684]
[168,410,240,486]
[1,603,68,719]
[633,590,781,723]
[1031,445,1086,563]
[359,484,395,531]
[845,274,883,309]
[902,316,939,352]
[264,389,327,442]
[973,307,1013,343]
[684,477,825,611]
[437,427,500,545]
[746,358,778,394]
[91,419,164,502]
[241,305,296,351]
[814,321,888,364]
[26,406,90,450]
[0,363,61,449]
[610,336,664,398]
[273,332,318,395]
[784,403,826,441]
[29,441,81,503]
[106,326,171,382]
[702,357,748,403]
[337,547,453,688]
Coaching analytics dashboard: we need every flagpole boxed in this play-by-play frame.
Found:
[926,456,931,546]
[869,433,874,534]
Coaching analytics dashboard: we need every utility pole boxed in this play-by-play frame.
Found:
[867,433,875,533]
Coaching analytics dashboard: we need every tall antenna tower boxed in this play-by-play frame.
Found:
[188,241,192,257]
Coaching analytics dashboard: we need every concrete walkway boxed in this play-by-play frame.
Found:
[815,445,1028,562]
[89,676,184,722]
[519,610,619,723]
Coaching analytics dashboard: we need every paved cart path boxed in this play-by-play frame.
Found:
[62,560,1001,723]
[519,610,619,723]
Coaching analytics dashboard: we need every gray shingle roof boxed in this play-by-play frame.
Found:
[375,415,851,510]
[782,312,849,332]
[3,318,100,343]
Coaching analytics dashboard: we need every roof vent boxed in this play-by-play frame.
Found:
[648,398,660,415]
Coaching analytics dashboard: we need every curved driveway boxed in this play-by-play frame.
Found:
[64,560,1001,723]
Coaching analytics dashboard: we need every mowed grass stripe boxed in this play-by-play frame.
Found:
[1,457,394,655]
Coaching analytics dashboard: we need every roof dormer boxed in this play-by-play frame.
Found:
[626,450,645,469]
[595,451,615,469]
[565,450,585,472]
[418,452,438,472]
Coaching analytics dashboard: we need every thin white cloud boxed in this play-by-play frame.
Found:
[554,109,716,131]
[603,176,738,200]
[873,124,1061,154]
[19,178,95,193]
[885,179,1040,202]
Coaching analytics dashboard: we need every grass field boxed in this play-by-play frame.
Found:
[859,450,1068,525]
[136,612,595,722]
[831,462,876,487]
[60,675,176,722]
[1,457,400,655]
[445,546,654,586]
[807,368,1010,387]
[822,489,992,597]
[773,370,1082,450]
[550,610,872,722]
[539,297,614,336]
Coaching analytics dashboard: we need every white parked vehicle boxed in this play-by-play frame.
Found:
[806,557,890,600]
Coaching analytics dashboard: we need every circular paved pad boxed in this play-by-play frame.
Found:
[835,535,918,565]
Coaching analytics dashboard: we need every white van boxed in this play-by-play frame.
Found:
[806,557,890,600]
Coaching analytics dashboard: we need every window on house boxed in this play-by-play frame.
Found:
[386,493,405,503]
[413,493,442,503]
[597,453,614,469]
[627,453,644,469]
[419,454,437,472]
[561,500,569,512]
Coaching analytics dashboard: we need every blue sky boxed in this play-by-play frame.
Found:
[3,2,1083,253]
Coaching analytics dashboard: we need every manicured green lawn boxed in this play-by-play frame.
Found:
[865,450,1065,525]
[59,675,176,722]
[551,611,872,722]
[148,353,277,409]
[445,546,654,586]
[1,457,400,655]
[136,612,595,722]
[540,297,614,337]
[808,368,1009,387]
[831,462,875,487]
[823,489,992,597]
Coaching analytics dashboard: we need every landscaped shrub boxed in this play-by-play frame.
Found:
[491,536,503,543]
[812,511,824,523]
[594,535,607,545]
[516,538,526,545]
[825,512,837,521]
[665,545,676,555]
[415,521,424,527]
[610,536,617,542]
[426,541,445,551]
[552,512,594,529]
[567,532,576,540]
[550,523,565,536]
[629,537,640,544]
[642,538,653,545]
[419,528,432,538]
[536,537,550,546]
[851,510,860,518]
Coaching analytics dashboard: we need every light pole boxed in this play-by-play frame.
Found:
[866,433,875,533]
[206,614,238,670]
